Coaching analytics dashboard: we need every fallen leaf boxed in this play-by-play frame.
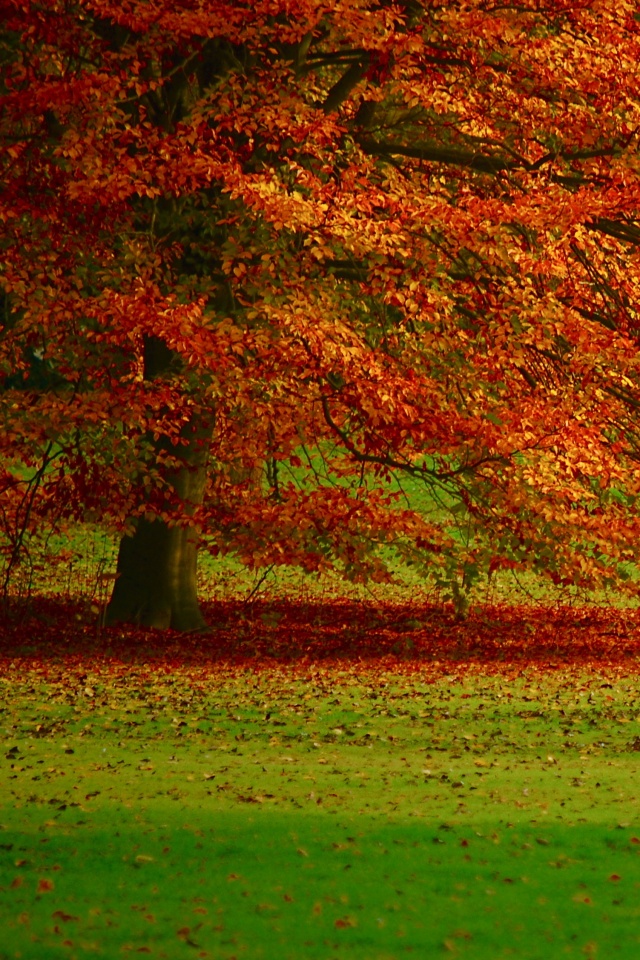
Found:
[52,910,78,922]
[572,894,592,905]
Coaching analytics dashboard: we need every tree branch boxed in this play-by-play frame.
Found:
[588,218,640,247]
[322,55,370,113]
[320,394,507,481]
[356,137,514,174]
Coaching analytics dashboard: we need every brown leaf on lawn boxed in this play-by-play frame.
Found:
[37,878,54,893]
[572,894,592,904]
[52,910,78,922]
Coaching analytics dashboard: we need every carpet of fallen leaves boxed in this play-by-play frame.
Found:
[3,598,640,959]
[1,597,639,676]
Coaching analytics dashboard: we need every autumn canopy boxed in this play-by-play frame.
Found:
[2,0,640,629]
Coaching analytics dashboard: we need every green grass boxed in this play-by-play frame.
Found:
[5,516,633,616]
[2,662,640,958]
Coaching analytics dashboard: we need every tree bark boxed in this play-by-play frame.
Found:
[105,336,213,631]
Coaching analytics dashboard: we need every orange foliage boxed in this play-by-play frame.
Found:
[2,1,640,597]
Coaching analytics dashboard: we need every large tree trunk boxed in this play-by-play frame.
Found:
[105,442,210,631]
[105,336,212,631]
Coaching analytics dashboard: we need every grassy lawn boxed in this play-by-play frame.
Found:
[2,599,640,958]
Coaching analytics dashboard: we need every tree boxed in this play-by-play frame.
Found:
[3,0,640,628]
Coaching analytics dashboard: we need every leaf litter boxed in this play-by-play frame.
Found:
[2,598,640,957]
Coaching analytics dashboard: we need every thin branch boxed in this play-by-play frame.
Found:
[320,394,507,481]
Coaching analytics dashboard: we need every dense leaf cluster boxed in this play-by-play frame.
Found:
[3,1,640,619]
